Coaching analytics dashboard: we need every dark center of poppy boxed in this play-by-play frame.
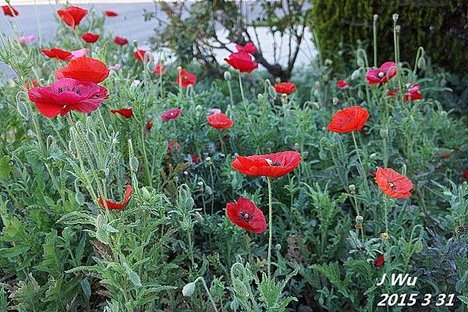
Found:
[388,181,397,190]
[239,211,252,222]
[265,158,281,166]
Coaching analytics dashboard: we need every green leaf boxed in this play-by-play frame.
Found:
[0,155,11,179]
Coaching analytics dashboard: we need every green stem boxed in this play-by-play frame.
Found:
[351,131,370,195]
[227,80,234,106]
[195,277,219,312]
[238,72,246,104]
[140,126,152,187]
[373,15,378,67]
[267,177,273,280]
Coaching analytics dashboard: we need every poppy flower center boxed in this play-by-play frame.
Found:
[388,181,397,190]
[377,72,385,78]
[56,86,82,95]
[240,211,252,222]
[265,158,282,166]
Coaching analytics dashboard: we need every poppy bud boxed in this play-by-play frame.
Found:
[224,71,231,81]
[324,59,332,66]
[332,97,339,105]
[351,68,361,80]
[356,215,364,224]
[17,101,30,120]
[380,128,388,138]
[182,282,196,297]
[392,13,399,22]
[275,244,281,251]
[395,25,401,33]
[349,184,356,195]
[373,14,378,22]
[369,153,378,160]
[380,232,390,240]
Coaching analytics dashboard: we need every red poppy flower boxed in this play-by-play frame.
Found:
[2,5,19,17]
[27,78,108,118]
[55,57,110,83]
[177,69,197,88]
[133,50,147,62]
[191,155,201,164]
[98,185,132,210]
[161,108,182,121]
[366,62,397,85]
[337,80,349,89]
[387,88,398,97]
[41,48,73,61]
[375,167,413,199]
[226,197,267,234]
[207,113,234,130]
[403,84,423,101]
[327,106,369,133]
[374,255,385,267]
[104,10,118,17]
[463,170,468,180]
[81,32,99,43]
[146,119,153,130]
[154,63,168,75]
[167,140,181,154]
[232,151,302,178]
[57,6,88,30]
[274,82,296,95]
[235,42,257,55]
[114,36,128,46]
[111,108,133,118]
[225,52,258,73]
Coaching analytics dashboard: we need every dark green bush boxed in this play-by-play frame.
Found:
[310,0,467,74]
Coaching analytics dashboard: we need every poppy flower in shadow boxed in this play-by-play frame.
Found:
[161,108,182,121]
[154,63,168,75]
[226,197,267,233]
[81,32,99,43]
[274,82,296,95]
[114,36,128,46]
[133,50,147,62]
[57,6,88,29]
[403,84,423,101]
[207,113,233,130]
[99,185,132,210]
[41,48,73,61]
[232,151,302,178]
[374,255,385,267]
[27,78,108,118]
[104,10,118,17]
[327,106,369,133]
[146,119,153,130]
[366,62,397,85]
[2,5,19,17]
[225,52,258,73]
[236,42,257,55]
[375,167,413,199]
[111,108,133,118]
[337,80,349,89]
[55,57,110,83]
[177,69,196,88]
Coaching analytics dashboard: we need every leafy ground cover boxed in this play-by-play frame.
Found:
[0,3,467,312]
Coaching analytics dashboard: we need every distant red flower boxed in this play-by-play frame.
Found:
[25,80,39,90]
[81,32,99,43]
[154,63,168,75]
[133,50,147,62]
[463,170,468,180]
[403,84,423,101]
[387,88,398,97]
[27,78,108,118]
[207,113,234,130]
[99,185,132,210]
[2,5,19,17]
[41,48,73,61]
[375,167,413,199]
[104,10,118,17]
[327,106,369,133]
[111,108,133,118]
[146,119,153,130]
[225,52,258,73]
[366,62,397,85]
[374,255,385,267]
[161,108,182,121]
[177,69,197,88]
[167,140,181,155]
[232,151,302,178]
[226,197,267,233]
[114,36,128,46]
[57,6,88,29]
[191,155,201,164]
[337,80,349,89]
[18,34,36,45]
[274,82,296,95]
[55,57,110,83]
[236,42,257,55]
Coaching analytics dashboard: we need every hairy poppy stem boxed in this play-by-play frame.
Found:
[351,131,370,195]
[238,72,246,104]
[267,177,273,280]
[372,15,378,67]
